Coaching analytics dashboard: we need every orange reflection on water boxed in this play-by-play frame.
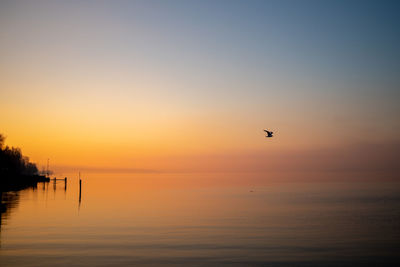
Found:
[1,173,399,266]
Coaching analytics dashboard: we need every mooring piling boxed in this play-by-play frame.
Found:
[79,178,82,204]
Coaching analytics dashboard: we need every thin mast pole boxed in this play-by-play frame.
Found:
[47,158,49,177]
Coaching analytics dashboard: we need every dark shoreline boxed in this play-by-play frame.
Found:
[0,174,50,192]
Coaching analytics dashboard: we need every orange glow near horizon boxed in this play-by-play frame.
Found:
[1,1,399,177]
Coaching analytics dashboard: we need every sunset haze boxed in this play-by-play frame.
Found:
[1,1,399,175]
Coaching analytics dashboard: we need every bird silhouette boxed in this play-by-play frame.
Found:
[264,129,273,138]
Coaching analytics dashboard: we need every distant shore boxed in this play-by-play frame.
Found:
[0,174,50,192]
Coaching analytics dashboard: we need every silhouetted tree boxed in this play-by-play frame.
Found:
[0,134,38,178]
[0,134,4,149]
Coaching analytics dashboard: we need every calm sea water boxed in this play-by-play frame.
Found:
[1,173,399,266]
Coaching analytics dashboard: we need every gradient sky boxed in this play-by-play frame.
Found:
[1,0,399,174]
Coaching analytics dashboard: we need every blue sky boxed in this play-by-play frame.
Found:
[0,0,399,171]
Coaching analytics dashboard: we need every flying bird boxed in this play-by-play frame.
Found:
[264,129,273,138]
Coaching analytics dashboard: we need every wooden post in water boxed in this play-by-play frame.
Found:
[79,177,82,204]
[64,177,67,191]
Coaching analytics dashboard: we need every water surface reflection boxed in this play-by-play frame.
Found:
[0,173,399,266]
